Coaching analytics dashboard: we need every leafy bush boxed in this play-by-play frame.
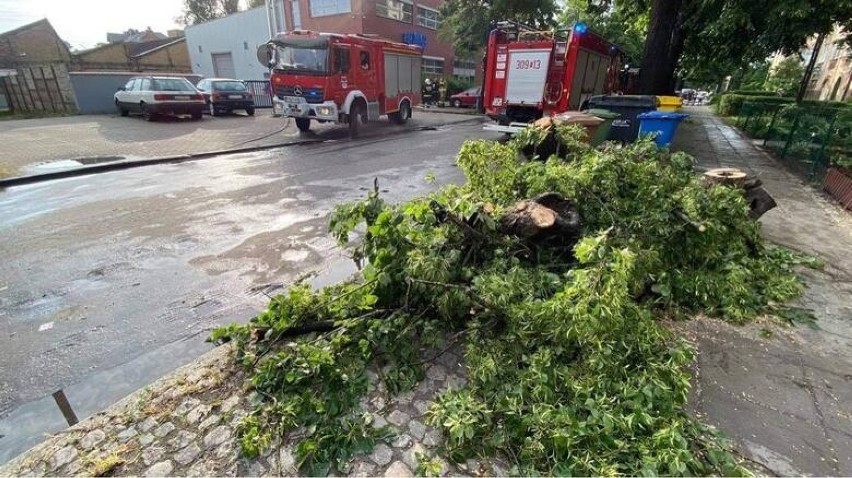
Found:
[718,94,794,116]
[729,90,780,97]
[212,128,814,476]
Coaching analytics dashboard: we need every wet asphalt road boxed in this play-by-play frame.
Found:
[0,120,494,462]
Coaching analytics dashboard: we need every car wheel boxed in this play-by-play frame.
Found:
[390,100,411,125]
[116,100,128,117]
[246,106,255,116]
[453,99,462,108]
[208,102,218,117]
[348,100,366,138]
[141,103,153,121]
[191,110,202,121]
[295,118,311,132]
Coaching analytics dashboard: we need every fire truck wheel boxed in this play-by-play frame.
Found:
[295,118,311,132]
[390,100,411,125]
[349,100,367,138]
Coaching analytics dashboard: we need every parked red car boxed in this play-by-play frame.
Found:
[450,86,481,108]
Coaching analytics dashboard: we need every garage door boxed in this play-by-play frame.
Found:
[211,52,236,79]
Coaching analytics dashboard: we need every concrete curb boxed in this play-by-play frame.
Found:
[0,117,485,189]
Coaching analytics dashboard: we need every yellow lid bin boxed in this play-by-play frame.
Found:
[657,95,683,112]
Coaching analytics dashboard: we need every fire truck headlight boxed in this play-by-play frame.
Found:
[317,106,333,116]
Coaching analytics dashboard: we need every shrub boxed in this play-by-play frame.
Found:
[718,94,794,116]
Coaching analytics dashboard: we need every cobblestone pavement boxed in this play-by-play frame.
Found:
[0,110,478,178]
[0,342,504,477]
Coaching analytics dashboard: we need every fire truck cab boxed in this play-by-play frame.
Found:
[259,31,422,137]
[482,22,622,133]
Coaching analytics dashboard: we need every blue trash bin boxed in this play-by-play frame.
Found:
[637,111,688,147]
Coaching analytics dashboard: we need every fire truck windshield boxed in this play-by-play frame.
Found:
[274,45,329,74]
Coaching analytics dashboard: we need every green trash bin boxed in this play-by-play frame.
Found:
[583,108,620,146]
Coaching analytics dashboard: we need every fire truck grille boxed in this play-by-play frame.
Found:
[276,86,324,104]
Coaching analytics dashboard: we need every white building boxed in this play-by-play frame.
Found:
[185,5,285,81]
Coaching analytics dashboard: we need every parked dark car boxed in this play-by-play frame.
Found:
[450,86,481,108]
[196,78,255,116]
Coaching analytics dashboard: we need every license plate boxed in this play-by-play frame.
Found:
[284,96,302,104]
[173,95,189,100]
[229,95,243,99]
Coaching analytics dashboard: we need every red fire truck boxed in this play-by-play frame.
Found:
[482,22,622,133]
[258,31,422,137]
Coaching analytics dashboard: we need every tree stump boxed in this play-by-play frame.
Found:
[703,168,776,218]
[499,193,581,243]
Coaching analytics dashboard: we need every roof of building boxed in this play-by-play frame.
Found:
[127,37,186,58]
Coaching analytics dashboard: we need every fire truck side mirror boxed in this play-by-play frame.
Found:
[257,44,277,68]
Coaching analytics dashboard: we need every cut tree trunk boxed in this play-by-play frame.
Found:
[499,193,581,243]
[703,168,777,218]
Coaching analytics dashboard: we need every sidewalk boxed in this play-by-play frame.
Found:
[672,106,852,476]
[0,110,480,180]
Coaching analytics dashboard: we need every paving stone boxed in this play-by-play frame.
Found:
[243,460,267,477]
[394,391,415,406]
[393,433,413,448]
[371,396,388,410]
[371,414,389,429]
[153,421,175,438]
[350,460,378,477]
[369,443,394,466]
[48,446,77,470]
[116,426,138,442]
[138,433,155,446]
[387,410,410,427]
[63,459,84,476]
[144,460,173,477]
[413,400,430,415]
[174,397,201,415]
[278,446,297,474]
[185,461,212,477]
[174,443,202,466]
[423,428,443,448]
[402,443,427,471]
[214,441,237,460]
[142,446,166,466]
[168,430,197,449]
[385,460,414,477]
[79,429,106,450]
[444,374,467,390]
[186,404,212,425]
[426,364,447,381]
[408,420,426,440]
[139,417,158,432]
[204,425,232,448]
[220,395,241,412]
[198,413,221,430]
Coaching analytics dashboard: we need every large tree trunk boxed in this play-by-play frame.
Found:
[797,33,825,103]
[638,0,684,95]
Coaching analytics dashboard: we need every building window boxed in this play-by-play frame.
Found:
[453,58,476,79]
[422,57,444,75]
[416,5,440,29]
[292,0,302,29]
[310,0,351,17]
[376,0,413,23]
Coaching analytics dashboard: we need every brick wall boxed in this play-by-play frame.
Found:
[280,0,471,81]
[0,20,71,67]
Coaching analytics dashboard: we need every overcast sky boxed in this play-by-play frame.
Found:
[0,0,188,50]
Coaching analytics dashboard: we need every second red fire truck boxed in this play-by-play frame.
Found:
[482,21,623,133]
[258,31,422,137]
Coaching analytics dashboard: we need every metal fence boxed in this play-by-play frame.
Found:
[737,100,851,182]
[244,80,272,108]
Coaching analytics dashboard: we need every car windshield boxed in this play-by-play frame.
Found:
[466,87,480,95]
[152,78,195,92]
[213,81,247,92]
[274,45,328,74]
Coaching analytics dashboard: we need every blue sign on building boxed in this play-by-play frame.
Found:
[402,31,427,50]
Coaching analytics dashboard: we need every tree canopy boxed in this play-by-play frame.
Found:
[179,0,241,25]
[438,0,558,57]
